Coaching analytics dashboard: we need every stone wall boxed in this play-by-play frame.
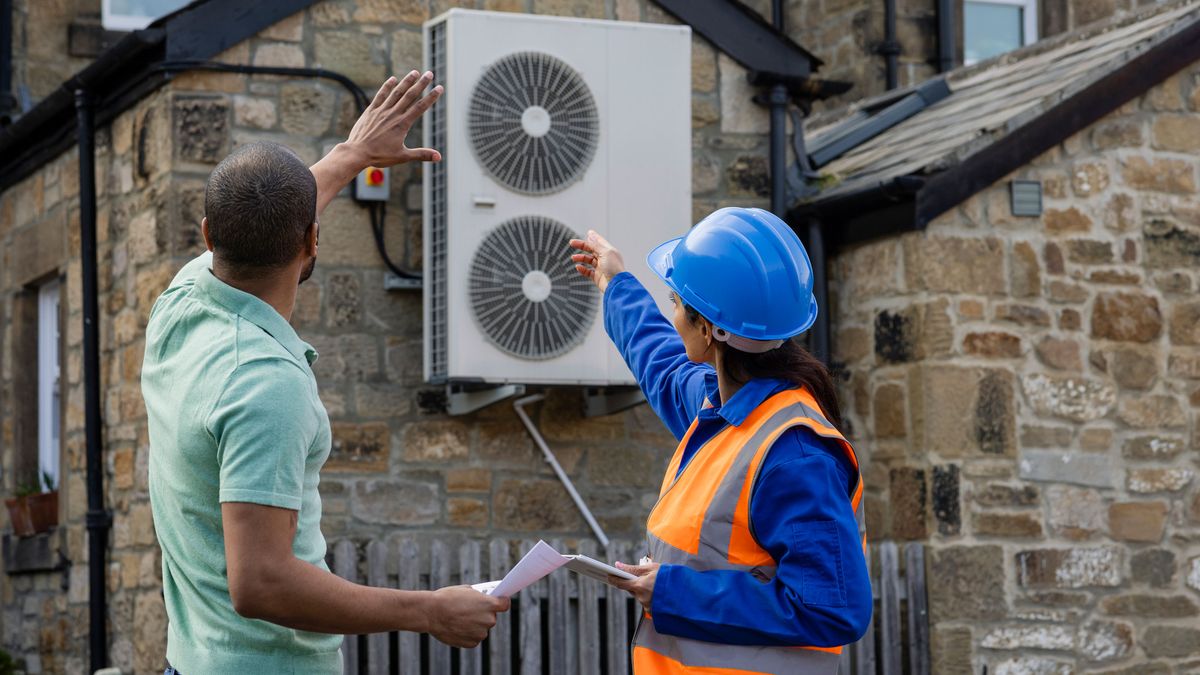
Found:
[9,0,103,107]
[0,0,784,672]
[829,64,1200,671]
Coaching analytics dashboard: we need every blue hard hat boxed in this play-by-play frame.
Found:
[647,207,818,341]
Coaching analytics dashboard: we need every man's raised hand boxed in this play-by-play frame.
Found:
[344,70,444,168]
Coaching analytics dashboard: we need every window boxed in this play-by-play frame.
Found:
[102,0,192,31]
[964,0,1039,65]
[37,281,60,492]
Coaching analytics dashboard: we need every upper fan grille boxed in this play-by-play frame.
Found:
[468,52,599,195]
[469,216,598,360]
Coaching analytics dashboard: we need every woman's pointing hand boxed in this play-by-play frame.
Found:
[569,230,626,294]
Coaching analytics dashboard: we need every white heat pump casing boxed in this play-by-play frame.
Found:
[423,10,691,386]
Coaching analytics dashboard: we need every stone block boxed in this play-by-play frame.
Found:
[931,626,973,674]
[1117,394,1186,429]
[327,422,390,472]
[1035,337,1082,371]
[963,331,1021,358]
[1141,625,1200,658]
[1108,501,1167,543]
[990,657,1072,675]
[1045,486,1105,539]
[1101,593,1197,618]
[352,480,439,524]
[133,591,167,674]
[1071,161,1110,197]
[260,11,304,41]
[1044,207,1092,234]
[1131,549,1175,588]
[1019,449,1113,488]
[1121,156,1196,194]
[928,545,1007,622]
[1016,547,1123,588]
[537,389,625,442]
[493,479,583,532]
[973,512,1042,538]
[1091,292,1163,343]
[173,97,229,164]
[1170,301,1200,345]
[233,95,276,130]
[931,464,960,535]
[1065,239,1113,264]
[446,468,491,493]
[315,32,386,85]
[996,303,1052,327]
[889,467,927,540]
[1122,435,1184,460]
[1077,620,1134,663]
[589,446,662,488]
[980,624,1073,651]
[1048,280,1088,304]
[253,43,306,68]
[975,483,1039,508]
[280,83,336,136]
[873,383,906,438]
[718,54,767,134]
[726,156,769,197]
[1127,467,1192,493]
[1151,114,1200,152]
[903,235,1005,295]
[1144,219,1200,270]
[1108,347,1157,390]
[1021,373,1116,423]
[447,498,489,527]
[911,366,1015,457]
[532,0,606,17]
[1011,240,1041,297]
[1078,427,1111,452]
[1091,118,1143,149]
[402,420,468,462]
[1188,556,1200,593]
[353,383,411,418]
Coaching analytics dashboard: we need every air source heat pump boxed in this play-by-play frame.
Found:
[423,10,691,386]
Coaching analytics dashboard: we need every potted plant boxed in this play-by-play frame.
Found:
[27,471,59,534]
[4,483,37,537]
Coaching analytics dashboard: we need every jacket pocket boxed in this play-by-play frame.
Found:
[793,519,846,607]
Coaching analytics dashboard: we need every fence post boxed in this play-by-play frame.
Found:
[460,540,484,675]
[398,539,421,673]
[879,541,901,675]
[606,541,631,675]
[577,540,602,675]
[430,540,453,673]
[489,538,513,675]
[518,540,543,675]
[334,540,361,675]
[905,543,930,675]
[366,541,389,675]
[548,539,570,674]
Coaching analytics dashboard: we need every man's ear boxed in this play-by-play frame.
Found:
[305,220,320,256]
[201,217,215,253]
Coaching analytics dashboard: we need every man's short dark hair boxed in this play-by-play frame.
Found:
[204,142,317,270]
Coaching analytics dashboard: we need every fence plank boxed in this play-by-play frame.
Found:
[398,539,421,674]
[489,539,513,675]
[548,539,569,675]
[905,543,930,675]
[577,540,602,675]
[334,540,361,675]
[605,541,631,675]
[518,540,543,675]
[459,540,484,675]
[879,542,902,675]
[430,540,452,674]
[366,541,390,675]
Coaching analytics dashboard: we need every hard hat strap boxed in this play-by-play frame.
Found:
[712,327,785,354]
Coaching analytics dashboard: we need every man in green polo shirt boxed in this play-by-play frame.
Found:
[142,71,508,674]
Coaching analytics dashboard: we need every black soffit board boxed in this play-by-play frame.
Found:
[650,0,820,78]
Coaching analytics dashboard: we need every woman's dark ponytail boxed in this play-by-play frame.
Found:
[685,305,843,431]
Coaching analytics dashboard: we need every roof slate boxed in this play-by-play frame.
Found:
[803,0,1200,203]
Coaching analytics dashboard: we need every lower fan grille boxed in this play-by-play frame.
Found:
[468,216,598,360]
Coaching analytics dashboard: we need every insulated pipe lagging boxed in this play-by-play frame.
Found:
[513,394,609,548]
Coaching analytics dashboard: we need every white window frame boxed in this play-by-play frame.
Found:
[101,0,189,31]
[37,280,61,493]
[964,0,1040,65]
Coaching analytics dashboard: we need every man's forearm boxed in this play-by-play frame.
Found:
[239,554,434,634]
[310,142,371,217]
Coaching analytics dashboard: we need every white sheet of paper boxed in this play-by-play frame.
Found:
[472,540,569,598]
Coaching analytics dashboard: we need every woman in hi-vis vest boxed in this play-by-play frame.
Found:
[570,208,872,675]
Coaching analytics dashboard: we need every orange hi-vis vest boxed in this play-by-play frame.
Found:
[632,387,865,675]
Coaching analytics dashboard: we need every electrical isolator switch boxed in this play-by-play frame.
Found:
[355,166,390,201]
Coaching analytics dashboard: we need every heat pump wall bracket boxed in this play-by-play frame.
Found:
[583,387,646,418]
[446,383,526,416]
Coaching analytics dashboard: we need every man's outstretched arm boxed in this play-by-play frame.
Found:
[310,71,444,216]
[223,501,508,647]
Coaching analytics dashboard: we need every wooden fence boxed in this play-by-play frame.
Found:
[329,538,928,675]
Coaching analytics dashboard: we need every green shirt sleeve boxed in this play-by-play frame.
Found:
[207,357,317,511]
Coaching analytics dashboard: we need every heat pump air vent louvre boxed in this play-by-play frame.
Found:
[468,51,599,195]
[468,216,597,360]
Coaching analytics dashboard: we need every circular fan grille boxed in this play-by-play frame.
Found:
[468,52,600,195]
[469,216,598,360]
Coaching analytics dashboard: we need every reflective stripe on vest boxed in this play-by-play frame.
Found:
[632,388,865,675]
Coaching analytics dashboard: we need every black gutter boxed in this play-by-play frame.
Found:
[0,0,14,122]
[75,87,109,675]
[880,0,900,89]
[937,0,956,72]
[789,175,925,249]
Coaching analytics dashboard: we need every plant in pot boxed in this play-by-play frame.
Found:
[4,483,38,537]
[27,471,59,534]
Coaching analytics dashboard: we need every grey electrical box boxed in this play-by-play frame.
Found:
[355,166,390,202]
[1010,180,1042,217]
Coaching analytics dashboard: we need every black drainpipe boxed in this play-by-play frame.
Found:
[880,0,900,89]
[0,0,15,122]
[937,0,956,72]
[75,85,110,675]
